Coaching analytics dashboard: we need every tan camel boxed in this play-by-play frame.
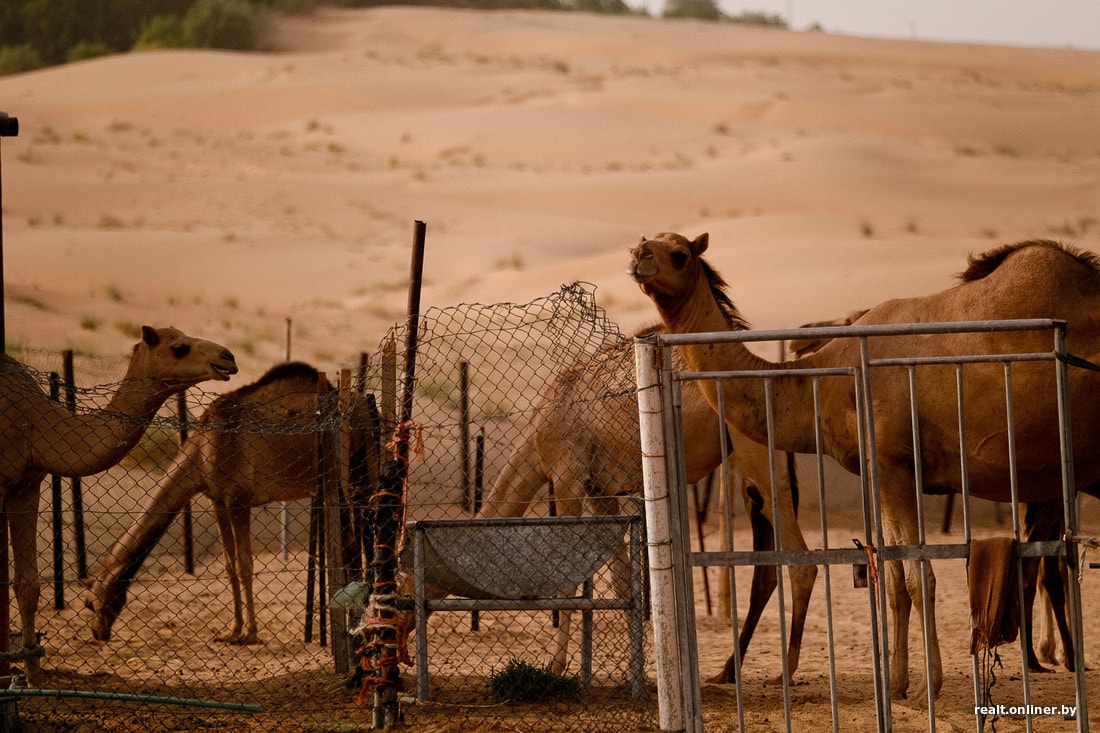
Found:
[0,326,236,683]
[472,327,815,683]
[630,232,1100,700]
[84,361,373,645]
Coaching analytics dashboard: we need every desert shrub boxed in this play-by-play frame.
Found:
[663,0,724,20]
[181,0,265,50]
[488,658,581,703]
[66,40,117,63]
[0,44,44,75]
[133,15,188,50]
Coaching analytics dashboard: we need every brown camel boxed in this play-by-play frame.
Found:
[0,326,236,683]
[630,232,1100,700]
[84,361,374,645]
[472,327,815,683]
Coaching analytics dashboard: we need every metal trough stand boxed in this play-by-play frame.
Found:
[406,514,646,701]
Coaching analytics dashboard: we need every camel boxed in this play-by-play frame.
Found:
[0,325,237,683]
[630,232,1100,700]
[470,326,815,683]
[84,361,376,645]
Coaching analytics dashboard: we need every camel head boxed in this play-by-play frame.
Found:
[628,231,709,299]
[84,577,127,642]
[129,325,238,387]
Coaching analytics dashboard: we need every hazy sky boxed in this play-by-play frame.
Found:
[640,1,1100,50]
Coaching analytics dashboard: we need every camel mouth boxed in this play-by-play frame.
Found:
[629,259,655,284]
[211,363,238,380]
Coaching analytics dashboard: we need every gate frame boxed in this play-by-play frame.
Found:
[635,318,1090,733]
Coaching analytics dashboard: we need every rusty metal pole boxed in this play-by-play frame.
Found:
[370,221,425,729]
[0,112,18,693]
[0,111,20,353]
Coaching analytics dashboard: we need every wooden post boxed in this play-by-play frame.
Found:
[319,372,348,674]
[62,350,87,579]
[304,480,322,645]
[381,335,396,436]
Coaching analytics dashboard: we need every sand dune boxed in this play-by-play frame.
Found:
[1,6,1097,377]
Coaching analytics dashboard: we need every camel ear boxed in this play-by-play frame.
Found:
[141,325,159,347]
[639,235,647,243]
[691,232,709,255]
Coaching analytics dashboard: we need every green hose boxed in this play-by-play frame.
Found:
[0,688,263,713]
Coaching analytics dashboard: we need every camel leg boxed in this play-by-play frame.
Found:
[7,483,43,684]
[231,503,258,645]
[711,487,776,684]
[1023,499,1075,672]
[212,501,248,644]
[883,555,912,699]
[1035,581,1059,667]
[777,498,816,684]
[1019,553,1049,672]
[1039,556,1075,671]
[546,464,588,675]
[883,501,943,702]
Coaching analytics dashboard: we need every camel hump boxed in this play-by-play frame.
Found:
[958,239,1100,282]
[252,361,322,389]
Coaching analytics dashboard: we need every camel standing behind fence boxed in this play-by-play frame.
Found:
[631,232,1100,701]
[85,361,378,646]
[472,325,815,683]
[1,326,237,683]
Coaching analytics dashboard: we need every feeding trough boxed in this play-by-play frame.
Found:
[404,514,647,702]
[404,515,630,600]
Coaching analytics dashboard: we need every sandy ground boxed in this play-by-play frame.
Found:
[1,6,1100,731]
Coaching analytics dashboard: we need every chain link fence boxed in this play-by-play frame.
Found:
[5,283,657,732]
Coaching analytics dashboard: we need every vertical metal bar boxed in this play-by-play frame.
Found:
[811,376,841,733]
[859,338,892,732]
[177,392,195,574]
[0,112,19,353]
[580,577,594,687]
[667,374,703,732]
[413,526,429,701]
[62,351,87,580]
[49,373,65,609]
[906,366,937,730]
[459,361,470,511]
[634,337,686,732]
[714,384,746,733]
[1053,327,1088,732]
[763,378,793,733]
[1002,362,1034,732]
[958,364,984,733]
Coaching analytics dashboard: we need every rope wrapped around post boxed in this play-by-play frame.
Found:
[353,425,414,727]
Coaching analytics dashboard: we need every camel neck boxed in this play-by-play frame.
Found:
[653,273,821,455]
[32,373,177,477]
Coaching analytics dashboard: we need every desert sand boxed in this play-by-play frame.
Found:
[1,7,1099,732]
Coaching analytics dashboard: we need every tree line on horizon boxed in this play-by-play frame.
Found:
[0,0,787,76]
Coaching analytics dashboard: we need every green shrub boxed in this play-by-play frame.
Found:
[133,15,188,50]
[182,0,264,51]
[488,657,581,703]
[66,40,116,63]
[0,44,45,75]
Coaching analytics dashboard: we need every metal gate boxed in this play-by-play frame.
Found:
[634,319,1091,733]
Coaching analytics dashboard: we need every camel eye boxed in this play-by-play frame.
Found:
[670,250,689,269]
[170,344,191,359]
